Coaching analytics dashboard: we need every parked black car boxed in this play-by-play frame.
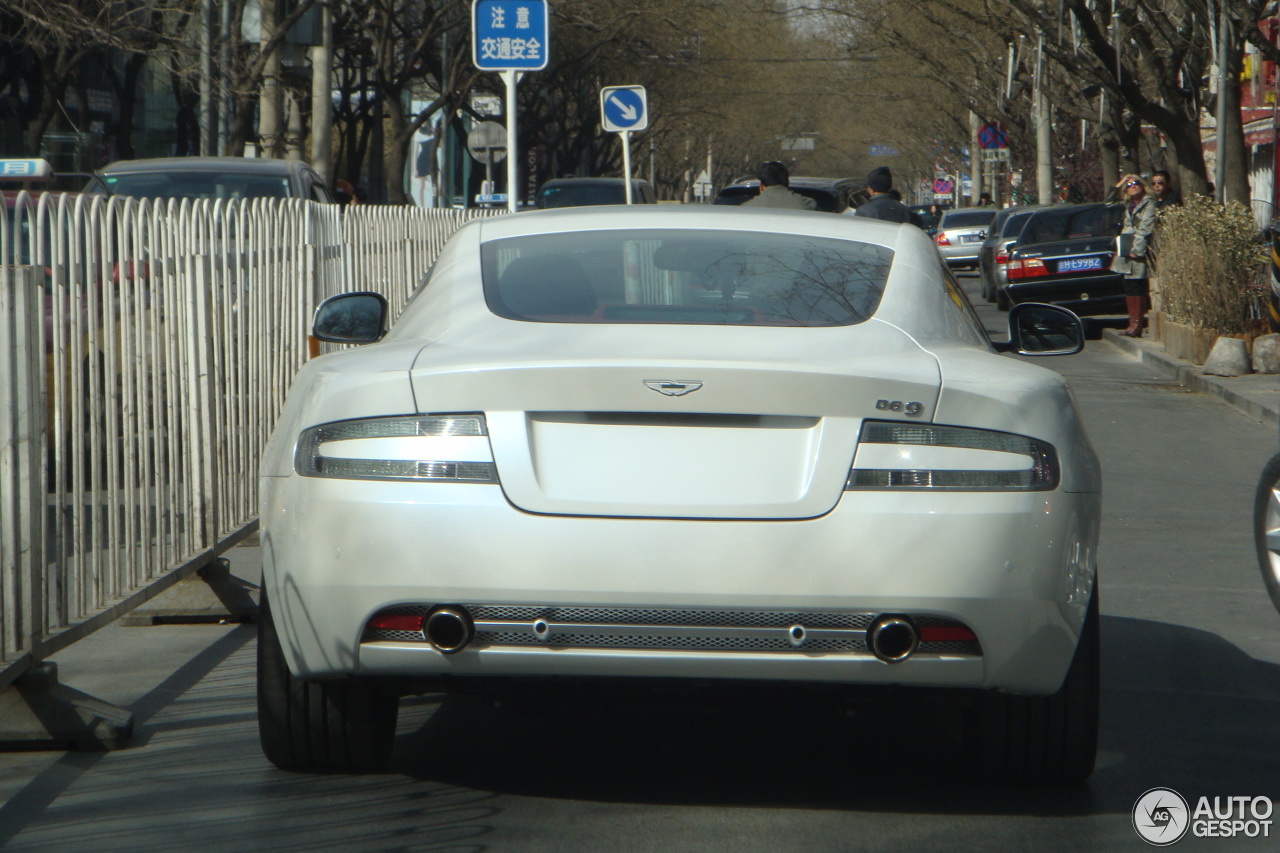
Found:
[714,176,859,213]
[998,203,1125,315]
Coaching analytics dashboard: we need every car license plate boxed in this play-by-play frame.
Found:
[961,235,984,243]
[1057,256,1103,272]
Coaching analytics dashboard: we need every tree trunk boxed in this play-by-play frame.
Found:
[258,0,283,158]
[231,91,257,156]
[385,90,409,205]
[1220,33,1251,206]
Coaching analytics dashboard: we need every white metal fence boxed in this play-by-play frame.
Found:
[0,193,493,686]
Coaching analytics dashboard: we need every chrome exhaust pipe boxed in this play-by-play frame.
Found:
[868,615,918,663]
[425,606,474,654]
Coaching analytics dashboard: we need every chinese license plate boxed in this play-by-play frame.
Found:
[961,234,984,243]
[1057,256,1103,272]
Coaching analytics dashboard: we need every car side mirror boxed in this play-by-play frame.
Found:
[312,292,388,344]
[997,303,1084,356]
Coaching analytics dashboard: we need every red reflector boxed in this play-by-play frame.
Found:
[919,626,977,643]
[367,613,424,632]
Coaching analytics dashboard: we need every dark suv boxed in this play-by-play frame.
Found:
[998,203,1124,315]
[89,156,335,203]
[714,176,859,213]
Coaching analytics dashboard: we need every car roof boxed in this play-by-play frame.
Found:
[97,157,308,176]
[541,177,652,187]
[728,176,859,190]
[940,206,997,217]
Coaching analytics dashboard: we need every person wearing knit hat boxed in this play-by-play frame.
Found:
[854,166,912,223]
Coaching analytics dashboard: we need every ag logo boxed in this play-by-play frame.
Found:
[1133,787,1190,846]
[644,380,702,397]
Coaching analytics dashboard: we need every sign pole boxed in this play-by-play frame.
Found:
[621,130,633,205]
[504,70,518,213]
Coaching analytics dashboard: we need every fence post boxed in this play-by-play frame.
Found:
[185,253,219,548]
[0,266,48,666]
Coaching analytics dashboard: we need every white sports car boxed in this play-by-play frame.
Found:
[257,206,1102,782]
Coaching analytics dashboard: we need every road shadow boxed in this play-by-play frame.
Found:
[391,615,1280,816]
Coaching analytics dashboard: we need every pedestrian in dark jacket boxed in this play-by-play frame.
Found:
[854,167,911,223]
[1150,170,1182,209]
[742,161,816,210]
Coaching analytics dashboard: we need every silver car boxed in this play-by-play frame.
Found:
[935,207,997,270]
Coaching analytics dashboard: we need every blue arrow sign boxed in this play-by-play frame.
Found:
[601,86,648,133]
[472,0,548,71]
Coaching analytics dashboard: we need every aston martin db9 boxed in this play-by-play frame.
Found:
[257,206,1101,783]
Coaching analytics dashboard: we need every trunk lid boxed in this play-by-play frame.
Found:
[409,322,940,519]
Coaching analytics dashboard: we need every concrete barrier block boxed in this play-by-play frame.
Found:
[1252,334,1280,374]
[1203,336,1251,377]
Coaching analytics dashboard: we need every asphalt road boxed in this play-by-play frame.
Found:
[1,273,1277,852]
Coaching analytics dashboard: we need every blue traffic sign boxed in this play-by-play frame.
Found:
[472,0,548,71]
[600,86,648,133]
[978,122,1008,149]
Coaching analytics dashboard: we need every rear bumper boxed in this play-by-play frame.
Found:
[262,475,1100,696]
[938,244,984,267]
[1004,273,1126,315]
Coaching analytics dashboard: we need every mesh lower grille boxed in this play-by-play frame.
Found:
[466,605,876,630]
[360,603,982,657]
[474,632,868,653]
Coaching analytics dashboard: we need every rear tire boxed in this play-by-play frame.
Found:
[996,287,1011,311]
[257,592,398,772]
[1253,452,1280,615]
[965,588,1099,785]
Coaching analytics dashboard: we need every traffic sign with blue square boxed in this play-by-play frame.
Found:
[600,86,648,133]
[472,0,548,71]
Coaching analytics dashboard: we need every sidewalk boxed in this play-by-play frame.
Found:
[1101,328,1280,430]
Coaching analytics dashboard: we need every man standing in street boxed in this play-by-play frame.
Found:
[743,161,816,210]
[854,166,911,222]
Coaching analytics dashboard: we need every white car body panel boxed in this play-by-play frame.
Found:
[261,206,1101,700]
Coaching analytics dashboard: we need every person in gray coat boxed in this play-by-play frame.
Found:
[742,161,816,210]
[854,167,911,223]
[1110,173,1158,337]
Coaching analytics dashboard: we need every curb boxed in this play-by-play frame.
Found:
[1100,329,1280,429]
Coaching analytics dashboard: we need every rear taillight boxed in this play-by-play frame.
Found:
[935,233,951,247]
[846,421,1059,492]
[295,414,497,482]
[994,249,1008,265]
[1005,258,1048,281]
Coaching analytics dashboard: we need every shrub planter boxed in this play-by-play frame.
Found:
[1157,315,1270,365]
[1160,316,1224,365]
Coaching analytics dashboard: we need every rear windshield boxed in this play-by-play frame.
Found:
[1002,210,1037,237]
[482,229,893,327]
[1020,206,1121,244]
[713,185,757,205]
[941,211,995,228]
[95,171,291,201]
